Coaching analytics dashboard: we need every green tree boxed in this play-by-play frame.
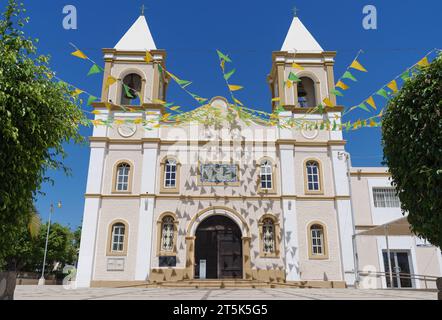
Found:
[382,53,442,247]
[0,0,85,271]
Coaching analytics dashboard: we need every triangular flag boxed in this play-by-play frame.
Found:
[271,97,281,102]
[228,85,243,91]
[216,50,232,63]
[387,80,398,93]
[291,62,304,70]
[123,84,135,99]
[350,60,368,72]
[158,64,163,75]
[331,89,344,97]
[417,57,430,68]
[105,76,117,89]
[401,71,410,81]
[87,95,98,106]
[286,80,293,89]
[342,71,357,82]
[323,98,334,107]
[366,96,377,110]
[224,69,236,81]
[336,81,349,90]
[357,102,370,112]
[87,64,104,76]
[71,88,83,97]
[376,88,389,99]
[145,51,153,63]
[234,98,243,106]
[71,50,88,59]
[288,72,300,82]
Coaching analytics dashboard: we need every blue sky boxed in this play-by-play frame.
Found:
[16,0,441,229]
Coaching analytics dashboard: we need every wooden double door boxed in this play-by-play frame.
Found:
[195,215,243,279]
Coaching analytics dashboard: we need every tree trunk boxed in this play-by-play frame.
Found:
[0,272,17,300]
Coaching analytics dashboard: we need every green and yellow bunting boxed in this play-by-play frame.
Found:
[366,96,377,110]
[228,85,243,92]
[376,88,389,99]
[387,80,398,93]
[342,71,357,82]
[71,49,88,59]
[224,69,236,81]
[216,50,232,63]
[288,72,300,82]
[87,64,104,76]
[336,81,349,90]
[87,95,98,106]
[350,60,368,72]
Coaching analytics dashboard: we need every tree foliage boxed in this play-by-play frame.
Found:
[382,53,442,247]
[0,0,85,270]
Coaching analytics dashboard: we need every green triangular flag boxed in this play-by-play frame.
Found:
[123,84,135,99]
[216,50,232,63]
[177,79,192,87]
[158,64,163,75]
[224,69,236,81]
[401,71,410,81]
[376,88,389,99]
[342,71,357,82]
[87,95,97,106]
[331,89,344,97]
[357,102,370,112]
[87,64,104,76]
[288,72,300,82]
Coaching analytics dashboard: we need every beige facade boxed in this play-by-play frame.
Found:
[75,14,442,289]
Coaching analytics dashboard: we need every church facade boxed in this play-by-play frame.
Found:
[76,14,442,289]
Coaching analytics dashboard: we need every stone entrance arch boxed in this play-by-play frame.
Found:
[185,207,251,280]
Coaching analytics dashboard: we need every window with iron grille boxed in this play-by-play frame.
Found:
[372,187,400,208]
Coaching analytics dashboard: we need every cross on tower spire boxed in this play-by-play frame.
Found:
[292,6,299,17]
[141,4,145,16]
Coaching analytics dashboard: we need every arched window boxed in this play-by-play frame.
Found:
[259,215,280,257]
[160,216,175,252]
[120,73,142,105]
[306,160,321,192]
[297,77,316,108]
[262,218,275,254]
[164,159,177,188]
[260,160,273,190]
[309,223,327,259]
[111,223,126,253]
[115,162,131,192]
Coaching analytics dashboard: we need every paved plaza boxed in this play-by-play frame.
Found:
[14,285,438,300]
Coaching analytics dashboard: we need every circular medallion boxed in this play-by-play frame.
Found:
[117,122,137,138]
[301,128,319,140]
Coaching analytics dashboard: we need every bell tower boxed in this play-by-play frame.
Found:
[100,12,168,106]
[268,15,336,111]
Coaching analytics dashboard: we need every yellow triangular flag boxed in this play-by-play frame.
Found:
[350,60,368,72]
[323,98,334,107]
[387,80,398,93]
[114,119,124,125]
[105,76,117,89]
[153,99,167,105]
[134,118,143,124]
[228,85,243,92]
[91,110,101,115]
[286,81,293,89]
[292,62,304,70]
[72,88,83,96]
[234,98,243,106]
[366,96,377,110]
[145,51,153,63]
[417,57,429,68]
[271,97,281,102]
[336,81,349,90]
[71,50,88,60]
[104,102,112,110]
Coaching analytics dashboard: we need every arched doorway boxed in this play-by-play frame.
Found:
[194,215,243,279]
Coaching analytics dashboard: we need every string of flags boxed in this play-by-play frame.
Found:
[343,48,437,116]
[64,43,439,132]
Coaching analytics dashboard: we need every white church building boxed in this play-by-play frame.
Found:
[76,13,442,289]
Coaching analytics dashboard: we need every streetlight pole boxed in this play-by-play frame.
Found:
[38,201,61,286]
